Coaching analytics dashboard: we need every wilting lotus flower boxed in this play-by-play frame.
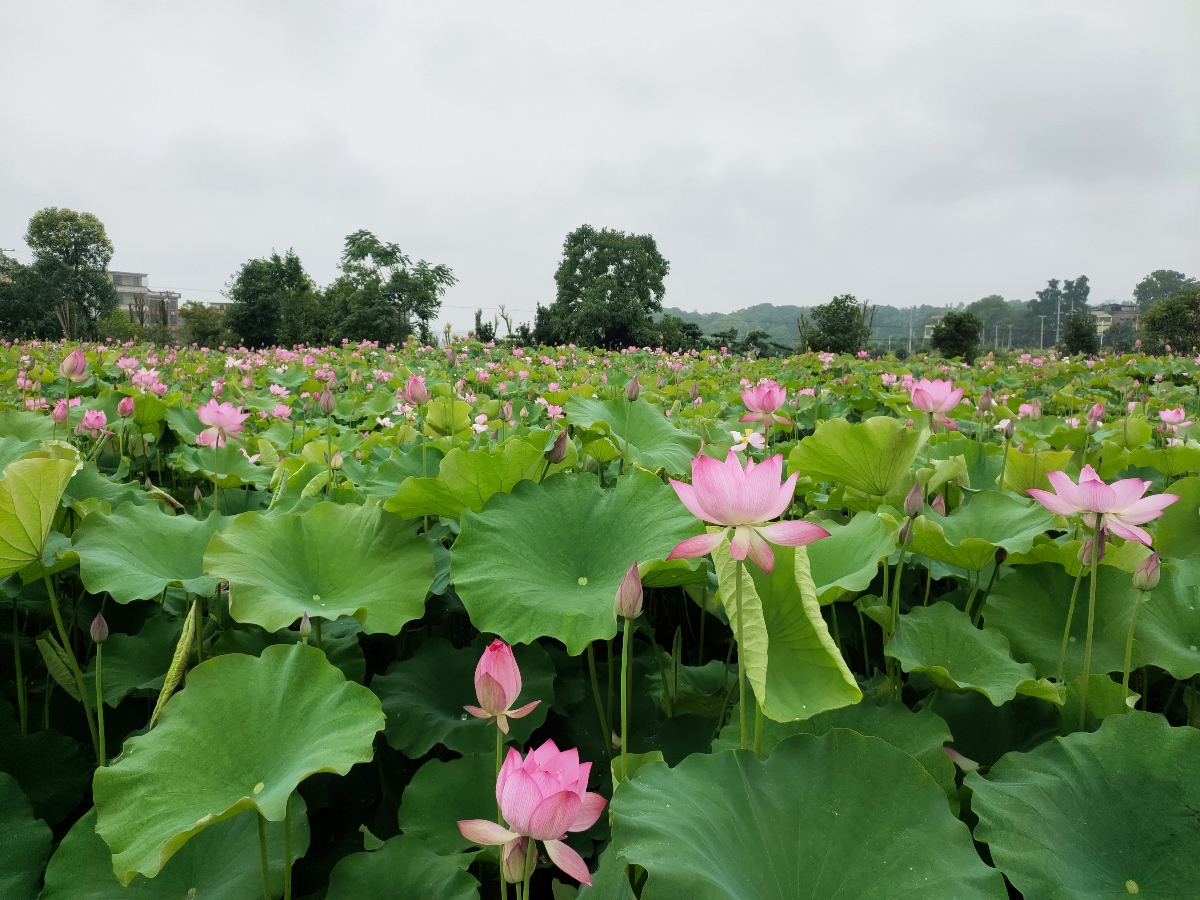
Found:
[666,451,829,573]
[196,399,250,448]
[909,378,964,415]
[458,740,605,886]
[463,639,540,734]
[740,380,791,426]
[1028,465,1178,545]
[59,349,88,383]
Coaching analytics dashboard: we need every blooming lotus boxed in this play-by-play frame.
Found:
[464,639,540,734]
[458,740,605,886]
[1028,465,1178,545]
[75,409,109,439]
[909,378,964,415]
[739,380,791,426]
[667,451,829,573]
[1158,408,1193,429]
[196,399,250,448]
[729,429,765,452]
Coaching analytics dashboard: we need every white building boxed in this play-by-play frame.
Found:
[109,271,180,327]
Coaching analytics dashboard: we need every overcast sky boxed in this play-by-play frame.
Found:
[2,3,1197,333]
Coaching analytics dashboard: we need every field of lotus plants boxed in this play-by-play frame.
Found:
[2,336,1199,899]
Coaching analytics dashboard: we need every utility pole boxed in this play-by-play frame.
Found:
[1055,295,1062,345]
[1008,324,1013,349]
[994,325,999,348]
[1039,315,1047,350]
[908,307,913,355]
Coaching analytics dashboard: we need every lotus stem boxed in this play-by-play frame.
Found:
[857,605,869,673]
[95,643,105,766]
[1079,516,1103,730]
[619,616,632,779]
[41,566,99,762]
[972,561,1002,627]
[495,724,505,825]
[735,560,748,751]
[284,794,293,900]
[586,643,611,760]
[1055,566,1086,683]
[606,638,614,751]
[1122,590,1146,710]
[521,833,536,900]
[313,617,322,651]
[923,562,933,606]
[998,438,1010,489]
[12,607,26,735]
[257,811,270,900]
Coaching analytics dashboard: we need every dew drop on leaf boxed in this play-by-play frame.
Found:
[577,576,587,585]
[1126,880,1139,893]
[253,782,264,795]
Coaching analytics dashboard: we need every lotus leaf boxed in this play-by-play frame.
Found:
[324,835,478,900]
[789,415,928,499]
[0,772,52,900]
[384,438,544,519]
[397,753,495,855]
[805,511,896,603]
[0,456,80,578]
[565,396,702,475]
[909,491,1054,572]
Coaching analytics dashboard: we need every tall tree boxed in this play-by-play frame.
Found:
[799,294,874,354]
[22,207,119,339]
[224,250,315,348]
[1059,309,1099,356]
[1134,270,1197,312]
[1141,288,1200,352]
[536,225,669,349]
[0,253,62,339]
[930,310,983,363]
[1062,276,1090,312]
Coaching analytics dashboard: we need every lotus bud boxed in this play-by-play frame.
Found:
[519,405,529,421]
[994,547,1007,566]
[51,398,69,424]
[625,378,640,402]
[944,746,980,773]
[405,375,429,406]
[545,428,569,464]
[330,451,343,470]
[1086,417,1099,435]
[59,349,88,383]
[903,481,923,519]
[997,418,1015,440]
[656,374,665,389]
[90,613,109,644]
[194,485,203,503]
[501,837,535,885]
[690,383,700,401]
[1078,531,1107,564]
[327,371,339,390]
[144,477,152,490]
[318,385,337,416]
[299,612,311,643]
[117,396,136,418]
[615,561,643,619]
[977,387,993,413]
[501,401,513,421]
[1132,552,1160,592]
[898,518,913,546]
[931,493,946,516]
[1087,402,1105,423]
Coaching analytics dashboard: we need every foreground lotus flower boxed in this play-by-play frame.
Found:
[1027,465,1178,545]
[458,740,605,886]
[59,348,88,383]
[909,378,964,415]
[739,380,791,426]
[667,451,829,573]
[196,399,250,448]
[464,639,539,734]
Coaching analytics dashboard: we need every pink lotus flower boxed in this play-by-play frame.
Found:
[909,378,964,415]
[740,380,791,426]
[666,451,829,573]
[75,409,109,439]
[270,404,292,419]
[1028,465,1179,545]
[59,349,88,383]
[1158,408,1193,428]
[458,740,605,886]
[196,399,250,448]
[405,374,430,406]
[117,396,135,418]
[464,640,540,734]
[1018,401,1042,420]
[115,356,140,371]
[51,396,80,424]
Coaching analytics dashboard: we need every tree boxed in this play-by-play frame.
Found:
[1106,320,1138,353]
[473,309,496,343]
[1058,309,1099,356]
[23,207,119,339]
[0,254,63,339]
[1141,288,1200,353]
[1062,276,1090,312]
[178,301,229,347]
[930,310,983,362]
[649,314,704,352]
[1134,270,1197,312]
[223,250,317,348]
[1030,279,1063,320]
[799,294,874,354]
[536,225,669,349]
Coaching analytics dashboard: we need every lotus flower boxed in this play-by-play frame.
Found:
[739,380,791,426]
[1158,408,1193,429]
[75,409,109,439]
[909,378,964,415]
[458,740,605,886]
[117,396,135,418]
[463,639,540,734]
[405,374,430,406]
[1027,465,1178,545]
[666,451,829,573]
[59,349,88,383]
[196,399,249,448]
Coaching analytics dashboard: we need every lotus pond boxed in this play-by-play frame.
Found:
[2,339,1200,899]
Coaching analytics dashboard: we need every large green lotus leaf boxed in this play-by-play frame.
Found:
[1005,532,1151,577]
[61,462,157,514]
[0,772,52,900]
[712,539,860,722]
[919,436,1005,491]
[968,712,1200,899]
[93,643,384,884]
[805,511,896,603]
[324,835,478,900]
[789,416,929,499]
[1155,474,1200,559]
[570,843,635,900]
[174,444,272,490]
[0,435,41,473]
[0,700,91,826]
[999,447,1075,496]
[451,470,702,654]
[714,700,958,810]
[73,503,229,602]
[1128,444,1200,478]
[205,501,434,634]
[887,602,1062,706]
[909,491,1054,572]
[565,396,702,476]
[384,439,544,519]
[0,407,58,441]
[353,447,445,500]
[423,396,473,439]
[372,637,555,756]
[612,730,1007,899]
[0,456,79,577]
[84,615,183,705]
[397,753,495,855]
[212,618,366,684]
[41,802,309,900]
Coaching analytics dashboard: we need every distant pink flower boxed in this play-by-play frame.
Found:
[75,409,109,439]
[1158,408,1193,428]
[909,378,964,415]
[740,380,791,426]
[196,399,249,448]
[458,740,605,886]
[115,356,139,370]
[667,451,829,573]
[881,373,897,385]
[271,404,293,419]
[464,639,540,734]
[1018,401,1042,420]
[1028,465,1178,545]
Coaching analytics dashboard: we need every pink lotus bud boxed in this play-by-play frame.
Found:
[501,837,535,885]
[90,613,109,644]
[59,349,88,383]
[405,374,430,406]
[615,561,643,619]
[299,612,312,641]
[977,387,993,412]
[1132,551,1160,592]
[944,746,980,773]
[656,374,666,389]
[903,481,923,519]
[545,428,569,464]
[625,378,640,401]
[463,639,539,733]
[51,399,69,424]
[319,385,336,415]
[898,518,913,546]
[117,396,136,418]
[1087,402,1105,422]
[1079,531,1107,564]
[194,485,204,503]
[330,451,343,470]
[931,493,947,516]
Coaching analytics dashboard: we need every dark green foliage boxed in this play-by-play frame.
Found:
[535,225,669,349]
[224,251,315,348]
[800,294,874,354]
[1105,319,1138,353]
[1141,287,1200,353]
[1058,310,1100,356]
[473,310,495,343]
[930,310,983,362]
[0,256,63,339]
[1134,269,1197,312]
[177,301,230,347]
[647,314,704,352]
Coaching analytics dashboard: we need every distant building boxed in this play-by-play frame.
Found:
[1089,303,1138,337]
[923,315,944,340]
[108,271,180,327]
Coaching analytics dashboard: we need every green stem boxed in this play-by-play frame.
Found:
[495,724,505,824]
[698,601,706,666]
[95,644,105,765]
[923,562,933,606]
[258,811,270,900]
[857,605,869,673]
[313,617,322,651]
[284,794,293,900]
[973,560,1002,627]
[999,439,1010,490]
[1079,516,1103,730]
[890,546,908,693]
[606,638,614,751]
[1122,590,1146,710]
[586,644,611,759]
[12,607,26,735]
[735,561,748,750]
[521,834,536,900]
[41,567,99,761]
[619,617,632,779]
[1056,566,1086,683]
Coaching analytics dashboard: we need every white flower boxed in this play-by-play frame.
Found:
[376,416,394,429]
[730,430,765,452]
[472,413,489,434]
